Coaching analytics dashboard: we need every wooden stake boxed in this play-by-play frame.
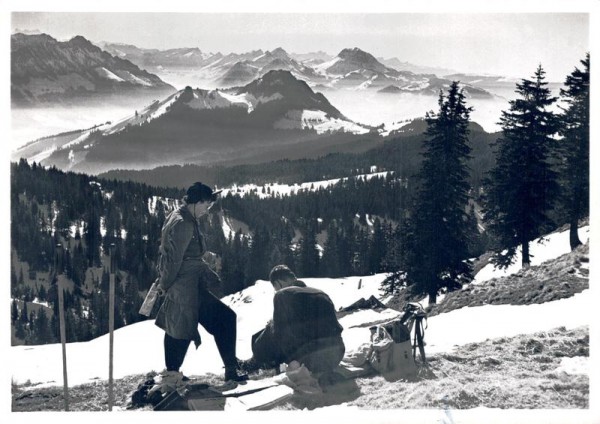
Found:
[56,244,69,411]
[108,244,116,411]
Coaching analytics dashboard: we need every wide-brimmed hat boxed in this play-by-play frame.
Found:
[185,182,222,204]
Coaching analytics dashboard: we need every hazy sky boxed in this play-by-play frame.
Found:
[11,12,588,81]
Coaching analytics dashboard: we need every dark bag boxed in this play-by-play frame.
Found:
[251,323,281,368]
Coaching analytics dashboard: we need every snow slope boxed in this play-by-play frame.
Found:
[474,226,590,284]
[10,251,593,389]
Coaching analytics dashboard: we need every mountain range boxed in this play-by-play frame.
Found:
[11,32,510,176]
[13,69,378,174]
[11,33,176,107]
[99,41,494,98]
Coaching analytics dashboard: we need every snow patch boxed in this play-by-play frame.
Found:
[379,120,412,136]
[274,109,370,134]
[69,220,85,238]
[554,356,588,375]
[222,215,236,241]
[221,171,391,199]
[32,298,50,308]
[62,131,91,149]
[147,95,179,121]
[126,72,152,87]
[314,56,342,74]
[424,290,591,355]
[218,91,254,112]
[28,145,58,164]
[100,217,107,238]
[97,67,125,82]
[187,90,249,111]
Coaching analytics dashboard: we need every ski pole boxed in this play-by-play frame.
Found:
[108,243,116,411]
[56,244,69,411]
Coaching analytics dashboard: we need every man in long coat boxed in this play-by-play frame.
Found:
[154,182,247,385]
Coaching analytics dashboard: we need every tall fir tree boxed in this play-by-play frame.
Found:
[11,300,19,323]
[321,221,342,277]
[483,65,560,268]
[559,53,590,249]
[367,218,386,274]
[399,82,474,303]
[298,221,320,278]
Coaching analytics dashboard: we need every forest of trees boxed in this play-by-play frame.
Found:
[381,55,589,300]
[10,54,589,346]
[12,159,460,345]
[482,56,590,268]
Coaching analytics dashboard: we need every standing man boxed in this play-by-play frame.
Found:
[251,265,345,380]
[154,182,247,389]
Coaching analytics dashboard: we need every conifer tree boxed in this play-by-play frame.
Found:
[246,225,271,284]
[20,301,29,324]
[11,300,19,323]
[402,82,474,303]
[322,221,342,277]
[33,309,53,344]
[559,53,590,249]
[298,222,320,277]
[15,319,26,341]
[483,65,560,268]
[367,218,386,274]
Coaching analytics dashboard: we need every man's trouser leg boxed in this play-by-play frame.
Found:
[294,336,346,373]
[197,287,238,369]
[164,333,191,371]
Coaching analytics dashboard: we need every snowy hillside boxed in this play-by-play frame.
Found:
[474,226,590,284]
[13,70,375,175]
[10,225,592,390]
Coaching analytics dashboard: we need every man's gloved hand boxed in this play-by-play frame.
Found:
[156,284,166,297]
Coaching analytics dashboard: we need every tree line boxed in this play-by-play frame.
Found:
[382,54,589,303]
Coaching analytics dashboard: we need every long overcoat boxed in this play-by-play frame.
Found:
[154,205,219,347]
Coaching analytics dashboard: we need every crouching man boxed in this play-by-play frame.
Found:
[250,265,345,378]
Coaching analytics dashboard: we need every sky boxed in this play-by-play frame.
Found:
[7,224,595,421]
[9,10,589,81]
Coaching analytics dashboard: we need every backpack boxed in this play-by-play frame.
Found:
[368,323,417,380]
[367,302,428,380]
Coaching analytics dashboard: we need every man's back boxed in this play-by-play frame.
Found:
[273,284,342,359]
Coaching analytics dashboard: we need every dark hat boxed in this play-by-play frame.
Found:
[185,182,222,204]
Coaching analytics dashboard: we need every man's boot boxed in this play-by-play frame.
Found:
[225,366,249,382]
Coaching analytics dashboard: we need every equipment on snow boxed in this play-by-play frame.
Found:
[368,323,417,380]
[130,375,293,411]
[399,302,428,364]
[366,303,427,380]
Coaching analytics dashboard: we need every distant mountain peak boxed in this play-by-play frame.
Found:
[68,35,96,48]
[324,47,389,76]
[270,47,289,57]
[251,69,304,88]
[338,47,376,61]
[12,32,55,45]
